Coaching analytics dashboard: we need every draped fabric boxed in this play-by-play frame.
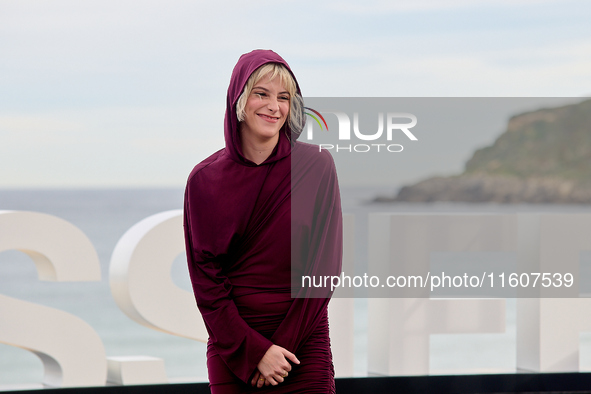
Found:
[184,50,342,393]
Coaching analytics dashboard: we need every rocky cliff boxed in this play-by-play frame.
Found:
[381,99,591,204]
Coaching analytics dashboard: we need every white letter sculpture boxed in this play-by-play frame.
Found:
[368,214,511,375]
[0,210,105,387]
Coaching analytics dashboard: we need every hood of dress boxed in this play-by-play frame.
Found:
[224,49,302,166]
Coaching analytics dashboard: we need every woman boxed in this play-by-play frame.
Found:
[184,49,342,393]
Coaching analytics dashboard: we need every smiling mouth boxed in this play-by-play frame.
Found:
[258,114,280,122]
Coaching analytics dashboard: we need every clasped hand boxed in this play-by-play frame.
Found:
[251,344,300,388]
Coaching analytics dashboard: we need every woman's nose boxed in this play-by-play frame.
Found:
[267,97,279,112]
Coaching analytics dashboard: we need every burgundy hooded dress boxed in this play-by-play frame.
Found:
[184,50,342,393]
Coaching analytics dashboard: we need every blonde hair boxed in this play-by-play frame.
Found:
[236,63,304,136]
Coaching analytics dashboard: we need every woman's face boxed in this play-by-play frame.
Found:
[240,75,290,143]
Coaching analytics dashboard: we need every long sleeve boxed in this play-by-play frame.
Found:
[184,183,273,384]
[271,147,343,353]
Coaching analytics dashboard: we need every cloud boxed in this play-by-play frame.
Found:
[324,0,563,14]
[1,0,590,186]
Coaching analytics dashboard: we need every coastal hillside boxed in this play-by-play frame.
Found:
[382,99,591,204]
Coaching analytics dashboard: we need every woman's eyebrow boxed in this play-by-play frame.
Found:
[252,86,290,95]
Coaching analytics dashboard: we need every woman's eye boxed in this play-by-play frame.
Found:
[254,92,266,97]
[279,96,290,101]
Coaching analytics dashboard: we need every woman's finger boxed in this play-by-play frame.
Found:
[256,374,266,389]
[251,371,260,387]
[281,348,300,365]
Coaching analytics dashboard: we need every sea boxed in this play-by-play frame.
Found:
[3,186,591,388]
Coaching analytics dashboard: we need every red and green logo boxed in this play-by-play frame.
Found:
[304,107,329,131]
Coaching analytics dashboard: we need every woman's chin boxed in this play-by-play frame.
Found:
[252,129,281,141]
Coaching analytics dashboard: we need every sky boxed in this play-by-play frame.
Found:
[1,0,591,188]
